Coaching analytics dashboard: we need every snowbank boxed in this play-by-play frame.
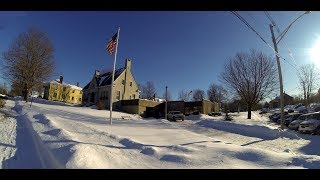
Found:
[1,99,320,169]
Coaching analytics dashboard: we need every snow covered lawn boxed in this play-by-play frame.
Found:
[1,98,320,168]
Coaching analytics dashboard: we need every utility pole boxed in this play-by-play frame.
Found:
[165,86,168,120]
[268,11,310,130]
[270,24,285,130]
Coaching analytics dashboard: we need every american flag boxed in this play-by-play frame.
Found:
[106,32,118,55]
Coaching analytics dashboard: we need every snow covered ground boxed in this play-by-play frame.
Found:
[1,98,320,169]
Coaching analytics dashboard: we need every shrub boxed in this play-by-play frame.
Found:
[0,99,5,108]
[97,101,105,110]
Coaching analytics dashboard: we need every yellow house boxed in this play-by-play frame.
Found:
[43,76,83,104]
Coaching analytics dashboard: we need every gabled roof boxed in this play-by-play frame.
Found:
[83,67,125,90]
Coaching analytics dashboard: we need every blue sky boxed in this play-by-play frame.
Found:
[0,11,319,100]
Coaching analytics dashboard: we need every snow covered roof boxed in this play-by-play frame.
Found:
[47,79,82,90]
[83,67,125,90]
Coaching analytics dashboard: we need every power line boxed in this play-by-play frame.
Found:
[264,11,281,34]
[246,11,271,36]
[231,11,270,48]
[268,12,301,70]
[263,12,300,71]
[231,11,291,67]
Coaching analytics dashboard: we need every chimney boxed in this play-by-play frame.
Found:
[125,58,131,71]
[95,70,100,76]
[59,75,63,84]
[76,82,79,87]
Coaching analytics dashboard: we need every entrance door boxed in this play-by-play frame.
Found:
[90,92,95,103]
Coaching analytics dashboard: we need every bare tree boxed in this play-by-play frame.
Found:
[207,83,227,103]
[297,64,319,107]
[192,89,205,101]
[140,81,157,99]
[10,79,25,97]
[220,50,278,119]
[1,27,55,102]
[178,90,192,101]
[162,89,172,101]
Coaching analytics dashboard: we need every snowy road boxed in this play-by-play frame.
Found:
[1,98,320,168]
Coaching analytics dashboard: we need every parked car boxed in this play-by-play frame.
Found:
[259,108,268,114]
[295,105,307,114]
[269,112,280,120]
[277,114,291,124]
[288,113,312,130]
[225,114,233,121]
[271,112,288,123]
[294,103,304,109]
[310,103,320,112]
[284,113,302,126]
[298,112,320,134]
[315,106,320,112]
[285,105,295,113]
[212,112,222,116]
[167,111,185,121]
[288,109,294,113]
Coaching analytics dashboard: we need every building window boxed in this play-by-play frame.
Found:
[53,93,57,98]
[63,87,67,91]
[72,97,74,100]
[106,91,109,100]
[122,80,125,85]
[133,94,135,99]
[79,98,82,101]
[72,90,75,93]
[130,82,132,87]
[116,91,120,100]
[62,94,66,99]
[101,91,104,100]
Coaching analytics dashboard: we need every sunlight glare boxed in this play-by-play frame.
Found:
[309,39,320,68]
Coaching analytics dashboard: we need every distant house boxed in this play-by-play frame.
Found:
[119,99,219,118]
[43,76,83,104]
[82,59,139,108]
[269,92,294,108]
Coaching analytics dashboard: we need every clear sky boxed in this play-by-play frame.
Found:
[1,11,319,100]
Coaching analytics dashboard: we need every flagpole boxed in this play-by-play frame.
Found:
[109,27,120,125]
